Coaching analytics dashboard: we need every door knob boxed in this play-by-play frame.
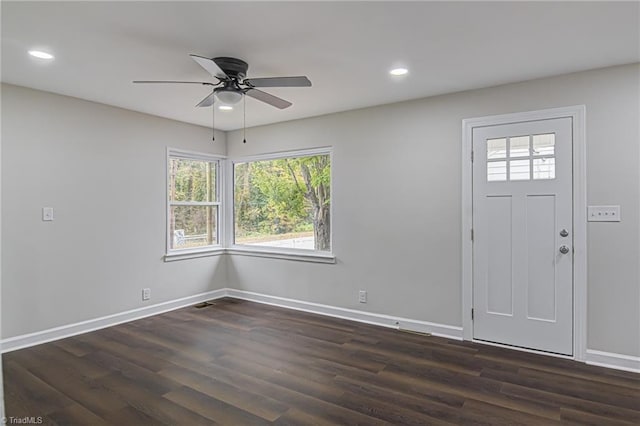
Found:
[559,245,570,254]
[560,229,569,237]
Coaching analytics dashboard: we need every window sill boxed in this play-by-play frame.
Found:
[226,246,336,264]
[164,247,225,262]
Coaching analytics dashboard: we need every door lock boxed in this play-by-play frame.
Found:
[559,245,570,254]
[560,229,569,237]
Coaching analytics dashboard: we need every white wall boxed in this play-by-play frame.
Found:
[227,64,640,358]
[1,84,227,338]
[2,64,638,360]
[0,78,4,419]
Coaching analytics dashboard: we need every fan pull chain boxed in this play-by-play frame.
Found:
[211,99,215,142]
[243,95,247,143]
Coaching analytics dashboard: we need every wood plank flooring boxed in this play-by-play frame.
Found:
[4,298,639,425]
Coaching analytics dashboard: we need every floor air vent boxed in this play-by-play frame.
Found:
[398,328,432,337]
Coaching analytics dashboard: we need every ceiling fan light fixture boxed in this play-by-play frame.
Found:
[215,88,243,105]
[218,105,233,111]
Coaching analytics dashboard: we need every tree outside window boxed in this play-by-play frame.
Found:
[234,152,331,252]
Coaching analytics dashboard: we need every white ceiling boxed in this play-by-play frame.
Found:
[2,1,639,131]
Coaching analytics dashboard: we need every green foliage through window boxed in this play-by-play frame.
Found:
[168,155,219,250]
[234,154,331,251]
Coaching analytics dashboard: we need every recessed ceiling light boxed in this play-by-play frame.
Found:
[218,105,233,111]
[28,50,54,60]
[389,67,408,76]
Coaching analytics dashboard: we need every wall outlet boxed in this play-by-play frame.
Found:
[358,290,367,303]
[142,288,151,301]
[42,207,54,221]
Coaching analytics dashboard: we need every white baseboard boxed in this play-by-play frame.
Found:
[0,287,462,353]
[585,349,640,374]
[6,287,637,375]
[225,289,463,340]
[0,288,227,353]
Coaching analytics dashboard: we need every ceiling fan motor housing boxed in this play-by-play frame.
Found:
[214,57,248,80]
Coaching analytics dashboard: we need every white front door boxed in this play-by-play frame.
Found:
[472,117,573,355]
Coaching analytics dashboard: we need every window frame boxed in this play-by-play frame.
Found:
[226,147,335,264]
[165,148,226,261]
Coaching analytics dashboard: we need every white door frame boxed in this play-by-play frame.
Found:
[461,105,587,361]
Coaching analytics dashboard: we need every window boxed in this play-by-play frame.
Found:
[486,133,556,182]
[233,149,331,253]
[167,150,221,253]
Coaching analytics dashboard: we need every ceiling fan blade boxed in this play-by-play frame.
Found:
[190,54,229,79]
[244,76,311,88]
[133,80,214,85]
[245,88,292,109]
[195,92,216,108]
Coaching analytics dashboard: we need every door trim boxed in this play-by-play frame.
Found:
[461,106,587,361]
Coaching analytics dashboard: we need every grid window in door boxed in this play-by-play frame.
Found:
[486,133,556,182]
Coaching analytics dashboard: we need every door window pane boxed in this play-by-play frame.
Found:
[487,138,507,159]
[509,136,530,158]
[533,133,555,156]
[510,159,530,181]
[533,157,555,180]
[487,161,507,182]
[486,132,556,183]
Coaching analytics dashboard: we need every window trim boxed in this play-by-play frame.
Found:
[227,147,335,262]
[165,148,226,260]
[226,247,336,264]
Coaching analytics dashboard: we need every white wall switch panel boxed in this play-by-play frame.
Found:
[42,207,54,221]
[588,205,620,222]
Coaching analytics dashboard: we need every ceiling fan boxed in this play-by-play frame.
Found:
[133,55,311,110]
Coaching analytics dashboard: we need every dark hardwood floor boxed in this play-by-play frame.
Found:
[4,298,640,425]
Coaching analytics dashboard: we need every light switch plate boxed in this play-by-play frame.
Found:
[42,207,54,221]
[588,205,620,222]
